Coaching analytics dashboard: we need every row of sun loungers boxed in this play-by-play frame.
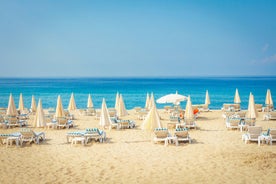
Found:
[0,128,45,147]
[2,126,276,148]
[226,117,256,131]
[0,127,106,147]
[0,115,27,129]
[223,115,276,146]
[242,127,276,146]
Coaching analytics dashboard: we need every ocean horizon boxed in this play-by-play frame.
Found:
[0,76,275,110]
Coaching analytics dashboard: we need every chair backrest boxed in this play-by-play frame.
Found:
[270,111,276,117]
[269,129,276,139]
[224,111,235,118]
[236,111,246,118]
[57,117,67,125]
[64,110,69,117]
[109,111,116,118]
[86,128,101,135]
[185,118,195,125]
[0,115,4,123]
[255,104,263,112]
[120,121,129,126]
[174,128,188,138]
[6,116,18,124]
[134,107,142,113]
[20,128,35,138]
[154,128,168,138]
[96,111,101,117]
[228,118,240,126]
[44,115,52,123]
[248,126,262,139]
[87,108,95,113]
[244,118,256,126]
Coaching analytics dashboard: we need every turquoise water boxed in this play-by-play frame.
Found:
[0,77,275,110]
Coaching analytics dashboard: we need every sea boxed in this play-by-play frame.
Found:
[0,77,275,110]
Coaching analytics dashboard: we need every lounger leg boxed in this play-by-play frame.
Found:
[165,138,168,146]
[175,139,179,146]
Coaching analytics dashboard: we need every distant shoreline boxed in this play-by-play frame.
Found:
[0,75,276,79]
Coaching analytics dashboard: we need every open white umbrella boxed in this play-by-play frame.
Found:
[55,95,65,118]
[205,90,210,105]
[265,89,273,107]
[246,93,257,118]
[6,93,17,116]
[99,98,112,129]
[18,93,24,111]
[87,94,94,108]
[184,96,194,120]
[117,94,128,117]
[157,91,187,105]
[145,93,150,109]
[34,99,46,128]
[68,93,77,110]
[141,97,162,131]
[30,95,37,113]
[234,88,241,104]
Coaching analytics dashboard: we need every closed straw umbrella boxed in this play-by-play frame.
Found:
[68,93,77,111]
[246,93,257,119]
[265,89,273,107]
[145,93,150,109]
[184,96,194,120]
[18,93,24,111]
[30,95,37,113]
[117,94,128,117]
[6,93,17,116]
[34,99,46,128]
[148,93,154,110]
[234,88,241,104]
[55,95,65,118]
[87,94,94,108]
[99,98,112,129]
[205,90,210,105]
[115,92,120,111]
[141,97,162,131]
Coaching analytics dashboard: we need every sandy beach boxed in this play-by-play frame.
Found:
[0,109,275,184]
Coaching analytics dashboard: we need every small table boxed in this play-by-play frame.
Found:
[242,134,249,143]
[258,135,272,146]
[46,122,57,129]
[165,136,178,146]
[6,136,20,147]
[239,124,248,132]
[66,133,84,143]
[71,137,86,146]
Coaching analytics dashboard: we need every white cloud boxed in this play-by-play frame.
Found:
[262,43,269,52]
[262,54,276,63]
[250,54,276,65]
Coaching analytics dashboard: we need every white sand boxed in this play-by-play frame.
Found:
[0,110,275,184]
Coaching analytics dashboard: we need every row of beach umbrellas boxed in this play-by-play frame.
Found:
[141,89,273,131]
[6,93,94,114]
[5,92,130,129]
[234,88,273,106]
[5,89,273,114]
[4,89,273,130]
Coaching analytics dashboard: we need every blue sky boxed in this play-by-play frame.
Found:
[0,0,276,77]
